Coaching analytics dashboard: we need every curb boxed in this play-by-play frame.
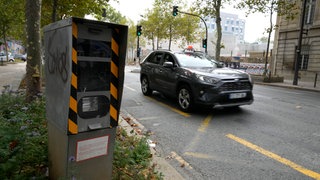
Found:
[119,113,184,180]
[254,82,320,93]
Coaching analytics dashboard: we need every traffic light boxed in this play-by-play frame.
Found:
[202,39,207,48]
[136,25,142,36]
[173,6,178,16]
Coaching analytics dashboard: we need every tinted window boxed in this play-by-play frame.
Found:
[147,52,163,65]
[163,53,175,65]
[78,61,110,92]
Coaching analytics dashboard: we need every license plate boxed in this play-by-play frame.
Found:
[229,93,246,99]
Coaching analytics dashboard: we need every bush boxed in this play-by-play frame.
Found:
[0,94,48,179]
[113,128,163,180]
[0,93,163,179]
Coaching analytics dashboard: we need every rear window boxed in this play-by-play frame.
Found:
[175,53,217,68]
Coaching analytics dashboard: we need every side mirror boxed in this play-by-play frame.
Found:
[163,61,174,68]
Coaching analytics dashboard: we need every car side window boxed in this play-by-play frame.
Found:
[147,52,163,65]
[163,53,175,65]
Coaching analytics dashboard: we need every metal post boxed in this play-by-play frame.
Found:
[179,11,208,54]
[293,0,307,85]
[314,73,318,88]
[137,35,140,63]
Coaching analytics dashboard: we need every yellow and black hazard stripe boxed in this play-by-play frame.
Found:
[110,28,120,127]
[68,21,78,134]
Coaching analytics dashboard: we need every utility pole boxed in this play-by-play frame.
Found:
[293,0,307,85]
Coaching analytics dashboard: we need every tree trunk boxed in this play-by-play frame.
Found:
[25,0,42,102]
[215,0,222,61]
[52,0,58,22]
[265,5,274,76]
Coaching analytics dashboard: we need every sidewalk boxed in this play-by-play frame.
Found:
[254,79,320,93]
[119,112,185,180]
[125,64,320,93]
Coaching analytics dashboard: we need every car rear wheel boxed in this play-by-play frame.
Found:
[141,76,152,96]
[178,85,193,112]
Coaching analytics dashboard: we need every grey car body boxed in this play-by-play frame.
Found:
[140,50,254,111]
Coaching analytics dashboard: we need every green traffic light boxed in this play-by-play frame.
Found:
[173,6,178,16]
[136,25,142,36]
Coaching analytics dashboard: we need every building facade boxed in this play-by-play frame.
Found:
[272,0,320,82]
[203,12,246,57]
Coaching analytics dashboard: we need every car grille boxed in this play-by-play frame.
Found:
[219,81,252,91]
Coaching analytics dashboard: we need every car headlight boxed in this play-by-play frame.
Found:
[196,75,220,84]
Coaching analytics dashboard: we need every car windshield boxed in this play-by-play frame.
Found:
[175,52,217,68]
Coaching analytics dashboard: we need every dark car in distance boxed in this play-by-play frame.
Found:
[140,50,254,112]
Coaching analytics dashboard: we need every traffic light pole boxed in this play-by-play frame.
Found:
[137,35,140,62]
[179,11,208,54]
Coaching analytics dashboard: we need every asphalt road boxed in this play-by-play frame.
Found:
[121,67,320,180]
[0,62,26,93]
[2,63,319,179]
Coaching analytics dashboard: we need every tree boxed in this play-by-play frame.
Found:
[141,0,199,50]
[95,6,127,24]
[194,0,229,61]
[41,0,116,24]
[236,0,298,75]
[25,0,42,102]
[0,0,25,58]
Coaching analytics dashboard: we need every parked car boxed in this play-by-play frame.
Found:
[14,54,27,62]
[0,52,14,62]
[140,50,254,112]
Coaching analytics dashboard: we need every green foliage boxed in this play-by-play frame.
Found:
[0,94,47,179]
[194,0,227,60]
[0,93,162,179]
[0,0,25,48]
[41,0,117,25]
[140,0,200,49]
[236,0,298,19]
[113,128,163,180]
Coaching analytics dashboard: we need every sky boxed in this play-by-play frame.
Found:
[109,0,275,43]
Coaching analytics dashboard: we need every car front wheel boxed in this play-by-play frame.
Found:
[178,85,193,112]
[141,76,152,96]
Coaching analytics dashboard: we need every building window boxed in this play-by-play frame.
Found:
[299,55,309,70]
[211,24,215,29]
[305,0,316,25]
[224,26,228,31]
[299,45,310,70]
